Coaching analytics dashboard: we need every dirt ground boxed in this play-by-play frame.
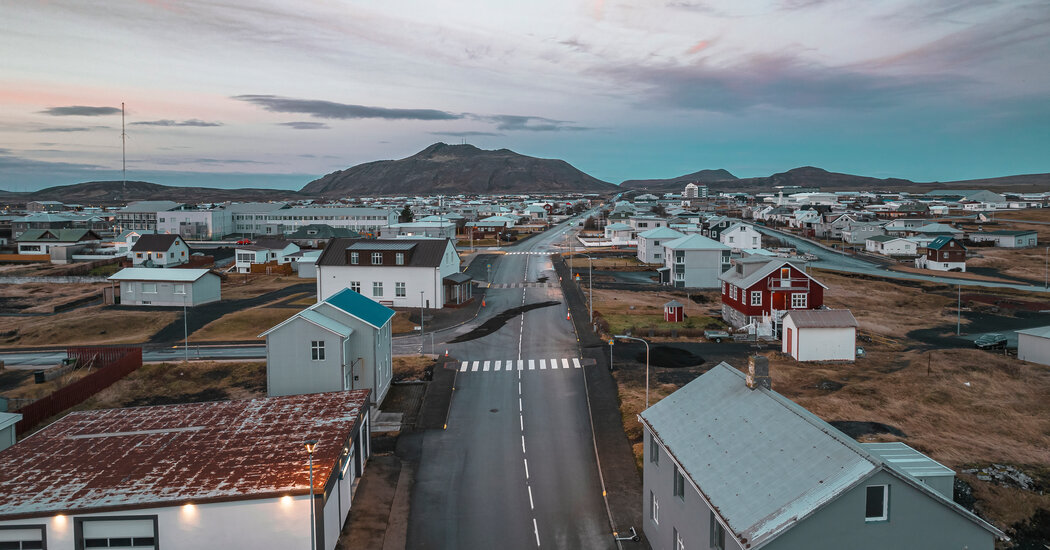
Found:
[0,306,179,347]
[221,274,307,300]
[0,282,106,313]
[888,263,1019,284]
[190,305,299,341]
[590,288,724,336]
[967,247,1048,285]
[78,360,266,411]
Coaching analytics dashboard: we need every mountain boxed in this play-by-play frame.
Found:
[301,143,618,196]
[727,166,915,192]
[0,181,302,205]
[620,169,737,192]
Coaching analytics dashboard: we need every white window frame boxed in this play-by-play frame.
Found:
[750,291,762,306]
[396,253,405,265]
[396,282,406,297]
[350,252,359,265]
[141,282,157,294]
[791,293,807,308]
[865,485,889,522]
[373,281,383,297]
[650,491,659,525]
[372,252,383,264]
[173,284,186,295]
[311,340,325,361]
[350,281,361,293]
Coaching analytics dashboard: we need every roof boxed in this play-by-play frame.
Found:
[866,235,900,243]
[637,227,685,240]
[323,288,396,329]
[315,238,452,268]
[108,268,214,283]
[639,363,1004,548]
[119,201,182,213]
[252,238,295,250]
[784,309,858,328]
[294,309,354,338]
[17,229,100,242]
[720,258,826,290]
[927,235,963,250]
[861,442,955,479]
[973,230,1037,236]
[662,233,728,251]
[287,224,360,239]
[605,222,632,231]
[664,299,684,308]
[1015,325,1050,339]
[915,223,961,234]
[0,390,369,520]
[443,272,473,284]
[0,412,21,431]
[130,234,184,252]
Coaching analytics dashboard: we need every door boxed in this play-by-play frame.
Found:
[786,328,793,355]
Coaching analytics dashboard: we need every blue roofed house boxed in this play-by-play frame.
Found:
[260,288,394,409]
[637,227,685,264]
[639,357,1004,550]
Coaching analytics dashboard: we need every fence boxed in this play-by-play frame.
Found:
[14,346,143,436]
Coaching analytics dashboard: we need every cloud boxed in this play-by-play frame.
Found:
[278,121,331,130]
[665,1,723,14]
[233,94,462,121]
[429,131,504,137]
[36,127,95,133]
[39,105,121,116]
[149,157,272,166]
[600,54,970,112]
[130,119,223,127]
[478,114,590,132]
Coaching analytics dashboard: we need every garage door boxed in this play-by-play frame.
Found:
[80,518,156,549]
[0,526,45,550]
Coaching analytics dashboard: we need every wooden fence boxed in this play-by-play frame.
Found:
[14,346,143,436]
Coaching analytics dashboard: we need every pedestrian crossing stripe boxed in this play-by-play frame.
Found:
[480,282,557,289]
[503,251,555,255]
[449,358,592,372]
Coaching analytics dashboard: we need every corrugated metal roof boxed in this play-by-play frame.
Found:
[1016,325,1050,338]
[323,288,396,329]
[443,272,472,284]
[298,309,354,338]
[119,201,182,213]
[0,391,369,520]
[662,233,728,250]
[637,227,685,240]
[861,442,954,479]
[130,234,183,252]
[719,258,824,290]
[108,268,213,282]
[639,363,877,548]
[784,309,858,328]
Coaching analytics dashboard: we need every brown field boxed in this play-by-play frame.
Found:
[885,264,1017,283]
[0,282,106,313]
[393,354,436,381]
[815,270,959,337]
[190,306,299,342]
[78,360,266,411]
[967,247,1048,285]
[221,274,306,300]
[590,288,724,337]
[0,306,178,347]
[564,255,645,270]
[391,311,417,335]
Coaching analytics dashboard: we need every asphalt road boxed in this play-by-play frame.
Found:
[408,213,615,549]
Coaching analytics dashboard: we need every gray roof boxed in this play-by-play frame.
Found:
[637,227,685,240]
[862,442,954,480]
[347,241,417,251]
[108,268,214,282]
[1015,325,1050,338]
[662,233,728,251]
[292,309,353,338]
[120,201,182,213]
[784,309,858,328]
[443,272,472,284]
[719,258,824,289]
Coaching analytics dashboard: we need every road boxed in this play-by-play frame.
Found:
[408,213,615,549]
[756,225,1050,292]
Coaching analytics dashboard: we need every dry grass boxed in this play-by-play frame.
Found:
[590,288,723,336]
[815,270,958,337]
[615,370,679,470]
[0,282,106,313]
[78,360,266,411]
[393,354,436,381]
[2,368,92,401]
[221,274,305,300]
[565,255,645,270]
[391,311,417,335]
[967,247,1047,284]
[190,306,299,341]
[286,293,317,307]
[886,264,1017,283]
[0,306,179,347]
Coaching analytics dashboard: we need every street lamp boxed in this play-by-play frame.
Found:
[419,290,425,356]
[614,334,651,408]
[1044,246,1048,289]
[579,254,594,322]
[304,440,319,550]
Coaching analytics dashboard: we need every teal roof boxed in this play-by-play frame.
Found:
[297,309,354,338]
[662,233,728,250]
[637,227,685,240]
[324,288,395,329]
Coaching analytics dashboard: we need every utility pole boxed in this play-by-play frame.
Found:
[956,284,961,336]
[121,102,127,197]
[419,290,425,356]
[183,302,189,362]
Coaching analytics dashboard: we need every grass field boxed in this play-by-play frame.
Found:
[393,354,436,381]
[590,288,723,337]
[0,306,179,347]
[221,275,306,300]
[0,282,105,314]
[79,360,266,410]
[190,306,299,341]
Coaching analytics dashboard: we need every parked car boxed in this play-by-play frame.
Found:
[236,239,252,245]
[974,333,1008,350]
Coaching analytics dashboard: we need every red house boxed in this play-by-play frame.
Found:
[718,257,827,335]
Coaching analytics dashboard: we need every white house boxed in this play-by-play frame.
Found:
[637,227,685,264]
[1017,325,1050,366]
[130,234,191,268]
[967,230,1038,248]
[0,390,372,550]
[719,223,762,250]
[235,238,300,273]
[156,208,232,240]
[864,235,918,257]
[16,229,102,255]
[782,309,858,362]
[628,216,668,232]
[660,234,731,289]
[604,222,635,246]
[315,238,465,309]
[109,268,221,307]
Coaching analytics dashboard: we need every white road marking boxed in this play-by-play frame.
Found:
[494,360,502,371]
[519,397,522,412]
[471,361,479,372]
[539,359,546,370]
[483,360,490,371]
[528,359,535,370]
[551,358,558,369]
[521,435,526,454]
[562,358,570,369]
[518,360,524,371]
[573,358,582,369]
[524,458,529,479]
[528,485,534,509]
[520,414,524,431]
[460,361,468,372]
[533,518,540,547]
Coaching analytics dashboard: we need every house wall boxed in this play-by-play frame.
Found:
[132,242,190,268]
[720,265,825,325]
[642,426,744,550]
[157,210,232,240]
[1018,333,1050,366]
[266,317,347,397]
[317,242,458,309]
[0,424,15,452]
[768,470,995,550]
[720,225,762,250]
[119,275,219,307]
[312,303,391,407]
[783,321,856,362]
[637,237,666,264]
[665,248,728,289]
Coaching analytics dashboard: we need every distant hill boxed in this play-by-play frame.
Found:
[620,169,737,192]
[724,166,915,192]
[0,180,302,205]
[301,143,618,197]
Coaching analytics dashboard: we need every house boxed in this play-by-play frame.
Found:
[0,412,19,453]
[915,236,967,272]
[0,390,372,550]
[659,234,730,289]
[108,268,221,306]
[130,234,191,268]
[26,200,65,212]
[523,204,549,222]
[230,205,397,237]
[719,223,762,250]
[379,220,457,240]
[841,221,886,244]
[16,228,102,255]
[235,238,300,273]
[637,227,685,264]
[639,358,1003,550]
[967,230,1037,248]
[718,257,826,334]
[156,208,233,240]
[261,288,393,407]
[315,238,465,309]
[114,200,183,231]
[287,224,360,248]
[782,309,858,361]
[604,222,635,245]
[864,235,918,257]
[1016,325,1050,366]
[629,216,668,232]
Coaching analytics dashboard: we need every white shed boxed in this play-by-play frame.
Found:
[782,309,858,362]
[1017,325,1050,366]
[108,268,221,307]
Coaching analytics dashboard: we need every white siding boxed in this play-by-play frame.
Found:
[1018,333,1050,366]
[783,318,856,362]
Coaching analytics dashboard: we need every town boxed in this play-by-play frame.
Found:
[1,181,1047,549]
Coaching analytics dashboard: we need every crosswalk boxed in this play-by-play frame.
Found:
[451,358,588,373]
[484,282,557,289]
[503,251,555,255]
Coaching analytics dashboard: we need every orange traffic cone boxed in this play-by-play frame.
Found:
[482,299,486,307]
[567,311,572,320]
[444,349,449,357]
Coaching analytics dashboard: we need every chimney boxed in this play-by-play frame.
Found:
[746,355,771,390]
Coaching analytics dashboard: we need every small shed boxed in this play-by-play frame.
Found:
[1017,325,1050,366]
[663,299,684,323]
[782,309,858,362]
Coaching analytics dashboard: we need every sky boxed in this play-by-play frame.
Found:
[1,0,1048,191]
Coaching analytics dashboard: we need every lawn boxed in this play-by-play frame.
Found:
[78,360,266,410]
[0,282,106,314]
[393,354,437,381]
[0,306,179,347]
[589,288,724,337]
[190,305,299,341]
[221,274,307,300]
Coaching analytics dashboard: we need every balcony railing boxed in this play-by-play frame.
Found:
[767,278,810,291]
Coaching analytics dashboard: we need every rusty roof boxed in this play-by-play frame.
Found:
[783,309,858,328]
[0,390,369,520]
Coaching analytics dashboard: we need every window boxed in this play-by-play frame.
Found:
[142,283,157,294]
[865,485,888,521]
[780,267,791,279]
[752,236,759,246]
[396,282,407,297]
[373,281,383,297]
[731,285,737,300]
[791,293,807,308]
[710,511,725,550]
[372,252,382,264]
[173,284,185,295]
[135,252,143,259]
[650,491,659,524]
[674,527,685,550]
[311,340,325,361]
[721,282,726,294]
[728,236,734,243]
[0,525,45,549]
[350,252,359,265]
[649,433,659,465]
[750,291,762,306]
[350,281,361,293]
[396,253,405,265]
[673,466,686,499]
